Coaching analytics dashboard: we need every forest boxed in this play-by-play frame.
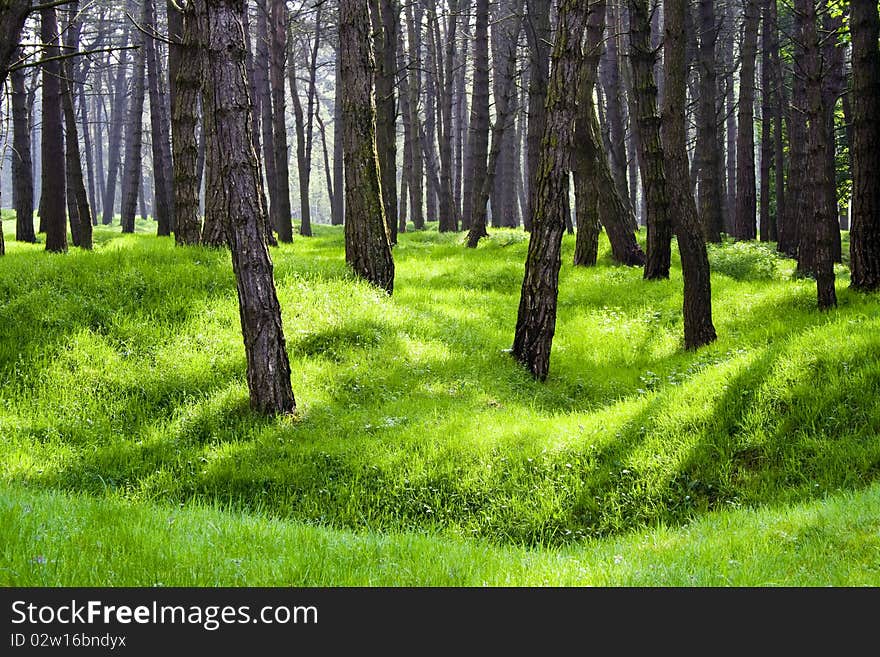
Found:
[0,0,879,587]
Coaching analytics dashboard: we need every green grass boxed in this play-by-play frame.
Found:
[0,212,878,585]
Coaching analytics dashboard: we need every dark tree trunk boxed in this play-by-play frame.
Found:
[94,91,106,225]
[821,8,844,263]
[462,0,490,233]
[79,76,97,227]
[628,0,671,278]
[270,0,293,242]
[145,0,174,237]
[254,0,278,236]
[723,2,736,234]
[11,56,35,243]
[396,25,413,233]
[405,2,424,229]
[511,0,589,381]
[422,27,440,224]
[695,0,722,243]
[169,0,203,245]
[454,6,469,230]
[103,26,132,225]
[797,0,836,309]
[434,0,459,233]
[662,0,716,349]
[61,2,92,249]
[198,0,296,415]
[120,25,146,235]
[0,0,30,89]
[341,0,395,294]
[372,0,400,239]
[733,0,759,240]
[524,0,551,232]
[850,0,880,291]
[760,0,781,243]
[41,6,68,253]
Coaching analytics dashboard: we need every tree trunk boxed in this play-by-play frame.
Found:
[169,1,203,244]
[11,56,35,243]
[849,0,880,291]
[41,6,68,253]
[341,0,395,294]
[629,0,671,279]
[695,0,723,243]
[198,0,296,415]
[396,25,413,233]
[462,0,490,233]
[405,2,424,229]
[511,0,589,381]
[372,0,400,239]
[524,0,551,233]
[434,0,459,233]
[662,0,716,349]
[120,23,146,235]
[723,2,736,234]
[797,0,836,309]
[733,0,758,240]
[103,26,132,225]
[145,0,174,237]
[61,3,92,249]
[270,0,293,242]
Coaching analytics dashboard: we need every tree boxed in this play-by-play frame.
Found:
[661,0,716,348]
[197,0,296,415]
[340,0,395,294]
[270,0,293,242]
[511,0,589,381]
[462,0,490,233]
[372,0,400,240]
[169,0,203,244]
[41,5,67,253]
[120,21,147,234]
[629,0,671,279]
[145,0,174,237]
[11,53,35,243]
[733,0,759,241]
[524,0,551,233]
[695,0,723,243]
[849,0,880,291]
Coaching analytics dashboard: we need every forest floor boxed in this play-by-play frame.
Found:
[1,214,879,585]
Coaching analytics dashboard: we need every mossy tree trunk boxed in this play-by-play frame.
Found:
[511,0,589,381]
[627,0,670,279]
[340,0,395,294]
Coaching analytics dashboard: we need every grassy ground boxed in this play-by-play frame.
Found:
[0,213,878,585]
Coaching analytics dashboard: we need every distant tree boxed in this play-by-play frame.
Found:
[340,0,395,293]
[120,20,147,235]
[849,0,880,291]
[270,0,293,241]
[41,5,68,253]
[733,0,759,241]
[197,0,296,415]
[462,0,490,233]
[695,0,723,243]
[11,53,35,243]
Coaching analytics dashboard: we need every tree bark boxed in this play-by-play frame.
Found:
[332,43,345,225]
[341,0,395,294]
[169,0,204,245]
[41,6,68,253]
[198,0,296,415]
[102,25,132,225]
[524,0,551,233]
[372,0,400,239]
[511,0,589,381]
[404,2,424,229]
[270,0,293,241]
[61,2,92,249]
[849,0,880,291]
[797,0,836,309]
[629,0,671,279]
[462,0,490,233]
[11,55,35,243]
[733,0,759,240]
[662,0,716,349]
[120,23,146,235]
[145,0,174,237]
[695,0,723,243]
